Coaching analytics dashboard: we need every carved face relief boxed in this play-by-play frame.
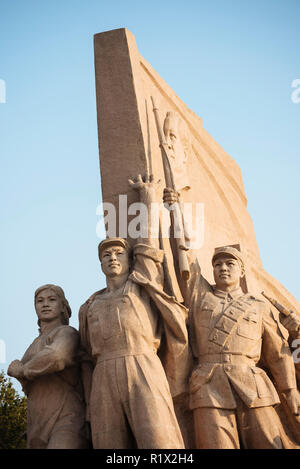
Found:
[35,288,63,323]
[168,129,177,148]
[100,245,130,278]
[213,255,243,290]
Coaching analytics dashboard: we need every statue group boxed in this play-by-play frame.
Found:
[7,175,300,449]
[7,28,300,450]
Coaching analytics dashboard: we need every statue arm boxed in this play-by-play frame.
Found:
[262,306,297,392]
[183,251,212,308]
[280,311,300,340]
[128,174,167,290]
[163,187,211,306]
[262,304,300,421]
[132,243,165,289]
[131,243,192,397]
[129,174,159,249]
[78,303,94,422]
[21,326,79,381]
[7,359,30,392]
[131,243,188,340]
[80,359,93,423]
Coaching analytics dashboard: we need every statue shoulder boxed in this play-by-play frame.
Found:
[244,293,266,305]
[199,290,219,308]
[79,289,105,316]
[49,324,79,339]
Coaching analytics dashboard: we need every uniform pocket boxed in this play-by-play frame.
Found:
[252,367,272,398]
[100,303,122,340]
[198,303,214,328]
[237,316,260,340]
[189,364,216,394]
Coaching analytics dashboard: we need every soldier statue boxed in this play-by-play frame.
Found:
[164,187,300,449]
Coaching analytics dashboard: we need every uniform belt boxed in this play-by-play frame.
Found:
[198,353,256,365]
[95,347,157,364]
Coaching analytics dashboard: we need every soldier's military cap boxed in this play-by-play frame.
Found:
[212,246,245,268]
[98,237,131,260]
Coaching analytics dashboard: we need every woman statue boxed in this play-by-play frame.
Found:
[8,284,87,449]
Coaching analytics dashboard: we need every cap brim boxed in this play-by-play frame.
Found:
[98,238,130,259]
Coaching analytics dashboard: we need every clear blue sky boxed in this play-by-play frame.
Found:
[1,0,299,393]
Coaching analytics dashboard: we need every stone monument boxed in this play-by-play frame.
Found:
[93,28,300,448]
[7,27,300,450]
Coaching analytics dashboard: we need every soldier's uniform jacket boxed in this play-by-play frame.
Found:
[186,257,297,410]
